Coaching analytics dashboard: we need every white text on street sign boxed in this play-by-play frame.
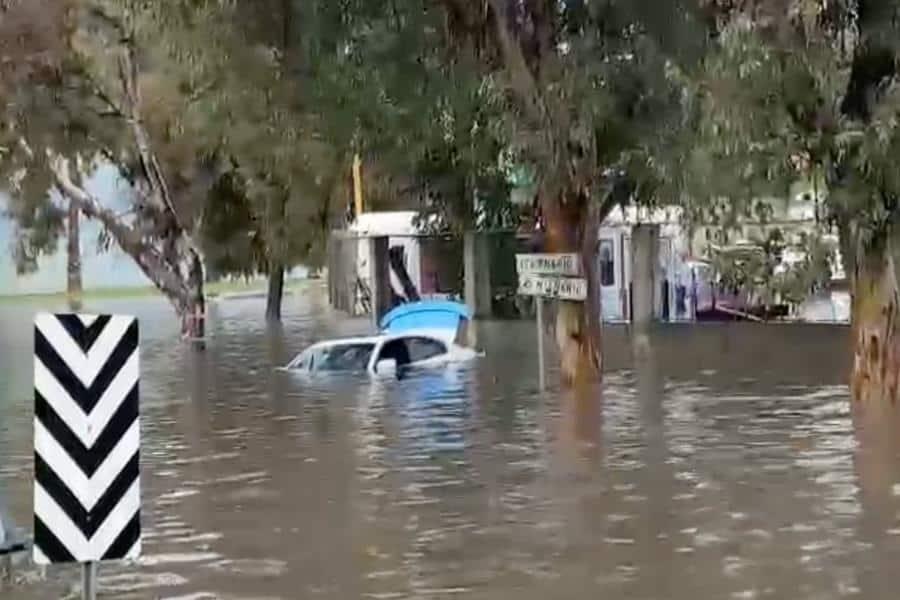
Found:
[517,274,588,301]
[515,253,581,277]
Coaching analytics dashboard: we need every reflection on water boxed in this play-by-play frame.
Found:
[2,287,900,599]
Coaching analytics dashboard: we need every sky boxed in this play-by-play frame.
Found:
[0,165,151,295]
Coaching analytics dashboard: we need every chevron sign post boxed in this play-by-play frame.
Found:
[33,313,140,598]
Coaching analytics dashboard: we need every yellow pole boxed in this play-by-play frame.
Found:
[352,153,363,218]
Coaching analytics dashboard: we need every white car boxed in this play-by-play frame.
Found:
[284,329,478,376]
[285,300,480,377]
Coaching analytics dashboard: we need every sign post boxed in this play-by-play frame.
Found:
[515,254,588,391]
[535,297,546,391]
[33,313,141,600]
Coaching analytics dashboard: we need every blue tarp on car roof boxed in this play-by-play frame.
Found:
[379,300,471,334]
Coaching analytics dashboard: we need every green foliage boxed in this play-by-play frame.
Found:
[199,170,266,278]
[676,1,900,255]
[1,0,355,282]
[5,0,900,315]
[650,1,900,312]
[711,227,837,310]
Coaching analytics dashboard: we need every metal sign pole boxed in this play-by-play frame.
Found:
[82,562,96,600]
[536,297,545,392]
[516,253,588,394]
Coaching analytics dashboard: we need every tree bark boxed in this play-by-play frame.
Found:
[849,232,900,406]
[543,191,602,387]
[266,263,285,322]
[836,3,898,404]
[66,199,82,311]
[264,187,290,322]
[184,250,206,342]
[441,0,616,385]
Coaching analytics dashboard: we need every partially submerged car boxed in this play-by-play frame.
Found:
[284,300,479,376]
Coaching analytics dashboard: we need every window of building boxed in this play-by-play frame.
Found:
[599,239,615,286]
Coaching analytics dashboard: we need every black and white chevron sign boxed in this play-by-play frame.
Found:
[32,313,141,564]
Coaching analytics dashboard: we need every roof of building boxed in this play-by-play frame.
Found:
[347,211,421,236]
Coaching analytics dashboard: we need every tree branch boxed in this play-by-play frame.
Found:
[485,0,546,125]
[48,151,188,301]
[91,82,125,118]
[49,153,136,241]
[438,0,547,125]
[115,45,194,233]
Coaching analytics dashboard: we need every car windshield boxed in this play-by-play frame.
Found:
[314,343,375,372]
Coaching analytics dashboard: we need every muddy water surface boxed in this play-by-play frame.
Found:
[2,287,899,599]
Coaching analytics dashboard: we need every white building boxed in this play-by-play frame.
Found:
[592,197,849,323]
[334,194,849,324]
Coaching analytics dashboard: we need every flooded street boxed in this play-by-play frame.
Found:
[2,285,900,599]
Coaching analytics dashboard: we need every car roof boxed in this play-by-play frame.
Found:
[304,336,380,351]
[304,329,454,351]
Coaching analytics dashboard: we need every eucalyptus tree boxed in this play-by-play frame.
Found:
[675,0,900,404]
[1,0,222,337]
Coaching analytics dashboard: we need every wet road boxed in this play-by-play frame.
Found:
[2,285,900,599]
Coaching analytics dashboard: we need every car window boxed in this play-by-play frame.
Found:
[405,337,448,363]
[293,354,309,371]
[316,343,375,372]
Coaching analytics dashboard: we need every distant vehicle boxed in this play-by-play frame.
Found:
[283,300,479,376]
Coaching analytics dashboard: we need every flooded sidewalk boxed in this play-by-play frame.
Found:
[1,292,898,599]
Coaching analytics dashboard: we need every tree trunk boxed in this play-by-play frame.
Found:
[266,263,285,322]
[181,250,206,342]
[849,233,900,406]
[264,187,289,322]
[543,192,602,387]
[66,200,82,311]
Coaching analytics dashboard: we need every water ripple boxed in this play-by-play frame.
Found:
[1,300,899,599]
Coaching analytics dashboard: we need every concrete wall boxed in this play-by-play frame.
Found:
[464,233,493,318]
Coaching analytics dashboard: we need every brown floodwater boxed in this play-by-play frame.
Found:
[2,284,900,599]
